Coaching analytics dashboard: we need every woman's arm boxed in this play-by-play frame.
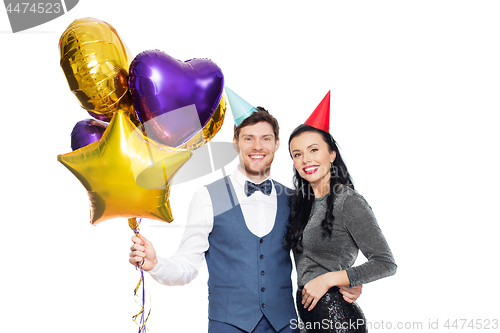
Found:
[343,192,397,287]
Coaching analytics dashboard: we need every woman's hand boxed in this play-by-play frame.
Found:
[301,274,332,311]
[129,233,158,271]
[302,270,350,311]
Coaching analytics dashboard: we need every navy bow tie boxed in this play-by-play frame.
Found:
[244,179,272,196]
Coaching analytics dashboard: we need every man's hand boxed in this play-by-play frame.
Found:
[129,233,158,271]
[339,284,363,303]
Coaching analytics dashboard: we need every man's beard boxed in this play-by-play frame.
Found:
[243,156,274,178]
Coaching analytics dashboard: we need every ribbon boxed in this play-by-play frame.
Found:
[128,217,151,332]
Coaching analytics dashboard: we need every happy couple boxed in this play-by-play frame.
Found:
[129,88,396,333]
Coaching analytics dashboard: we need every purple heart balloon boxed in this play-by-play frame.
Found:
[128,50,224,147]
[71,118,108,151]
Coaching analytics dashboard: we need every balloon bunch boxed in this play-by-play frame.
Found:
[56,17,225,332]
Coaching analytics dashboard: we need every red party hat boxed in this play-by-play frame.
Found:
[304,91,330,132]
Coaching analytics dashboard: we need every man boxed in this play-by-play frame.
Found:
[130,103,362,333]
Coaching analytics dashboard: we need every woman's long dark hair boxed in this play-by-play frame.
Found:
[284,124,355,252]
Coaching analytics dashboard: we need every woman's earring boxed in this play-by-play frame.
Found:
[330,162,336,177]
[301,183,305,198]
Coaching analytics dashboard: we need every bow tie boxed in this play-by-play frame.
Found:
[244,179,272,197]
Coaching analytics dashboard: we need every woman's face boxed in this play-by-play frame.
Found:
[290,131,336,189]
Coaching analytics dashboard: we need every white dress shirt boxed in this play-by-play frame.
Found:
[148,166,278,286]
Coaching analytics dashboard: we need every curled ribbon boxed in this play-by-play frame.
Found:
[128,217,151,332]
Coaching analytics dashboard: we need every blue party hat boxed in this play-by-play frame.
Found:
[225,87,257,126]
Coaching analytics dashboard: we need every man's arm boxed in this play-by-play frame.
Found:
[129,187,213,286]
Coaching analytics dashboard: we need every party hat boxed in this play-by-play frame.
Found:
[304,91,330,132]
[225,87,257,126]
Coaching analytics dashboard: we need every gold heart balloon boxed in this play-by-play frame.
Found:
[57,111,192,225]
[59,17,135,121]
[177,95,227,150]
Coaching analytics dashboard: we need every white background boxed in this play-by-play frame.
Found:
[1,1,499,332]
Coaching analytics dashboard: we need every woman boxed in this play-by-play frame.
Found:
[284,124,397,333]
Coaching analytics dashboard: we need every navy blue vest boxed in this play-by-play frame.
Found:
[205,176,297,332]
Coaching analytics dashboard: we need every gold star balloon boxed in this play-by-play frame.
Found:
[57,111,192,225]
[59,17,135,121]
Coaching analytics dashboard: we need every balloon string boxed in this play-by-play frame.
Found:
[128,218,151,332]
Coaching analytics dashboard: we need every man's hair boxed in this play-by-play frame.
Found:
[233,106,280,140]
